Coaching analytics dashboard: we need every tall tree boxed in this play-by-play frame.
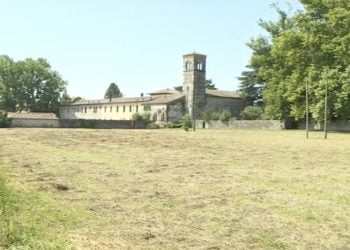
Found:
[246,0,350,122]
[238,69,264,107]
[104,82,122,100]
[0,56,66,113]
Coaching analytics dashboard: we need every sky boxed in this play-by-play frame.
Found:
[1,0,301,99]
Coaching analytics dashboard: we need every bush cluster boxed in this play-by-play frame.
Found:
[0,111,11,128]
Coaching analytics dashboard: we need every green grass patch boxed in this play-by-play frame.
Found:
[0,176,85,249]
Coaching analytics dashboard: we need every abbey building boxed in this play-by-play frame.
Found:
[59,53,243,122]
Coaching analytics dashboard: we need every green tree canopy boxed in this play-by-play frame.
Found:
[104,83,122,100]
[245,0,350,122]
[0,55,67,113]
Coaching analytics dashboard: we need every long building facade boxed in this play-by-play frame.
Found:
[59,53,243,122]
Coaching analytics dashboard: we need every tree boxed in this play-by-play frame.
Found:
[105,83,122,100]
[246,1,350,122]
[205,79,217,90]
[240,106,263,120]
[238,69,264,106]
[0,56,67,113]
[61,91,82,105]
[174,86,183,92]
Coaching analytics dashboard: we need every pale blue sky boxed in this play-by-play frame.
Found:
[1,0,300,99]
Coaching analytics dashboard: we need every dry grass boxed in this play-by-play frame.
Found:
[1,128,350,249]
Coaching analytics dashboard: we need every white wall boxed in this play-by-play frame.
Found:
[60,103,168,121]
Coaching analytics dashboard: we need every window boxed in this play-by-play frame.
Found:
[84,107,87,113]
[196,62,203,71]
[116,106,119,112]
[110,106,112,112]
[93,107,97,113]
[143,105,151,111]
[104,106,107,112]
[185,62,192,71]
[136,105,138,112]
[129,105,132,112]
[123,105,126,112]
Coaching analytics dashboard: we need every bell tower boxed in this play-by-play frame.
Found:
[183,52,207,119]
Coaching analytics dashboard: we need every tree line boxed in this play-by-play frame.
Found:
[239,0,350,123]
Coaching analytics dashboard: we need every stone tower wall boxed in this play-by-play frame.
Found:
[183,53,207,119]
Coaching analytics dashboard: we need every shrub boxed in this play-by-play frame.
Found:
[240,106,263,120]
[147,122,160,129]
[132,112,151,125]
[219,109,232,121]
[0,111,11,128]
[180,115,192,131]
[202,108,214,121]
[163,122,181,128]
[141,112,151,123]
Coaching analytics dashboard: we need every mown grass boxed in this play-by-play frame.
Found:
[0,128,350,249]
[1,177,66,249]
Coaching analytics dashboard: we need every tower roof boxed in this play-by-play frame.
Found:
[183,52,207,57]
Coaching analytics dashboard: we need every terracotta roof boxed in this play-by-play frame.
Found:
[206,89,242,98]
[8,112,58,119]
[68,96,152,106]
[147,93,185,105]
[149,88,180,95]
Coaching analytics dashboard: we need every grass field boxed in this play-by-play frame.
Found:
[1,128,350,249]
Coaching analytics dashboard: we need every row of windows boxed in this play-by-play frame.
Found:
[69,105,151,114]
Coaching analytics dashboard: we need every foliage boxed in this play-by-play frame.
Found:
[180,115,192,131]
[246,1,350,122]
[238,69,264,106]
[0,110,11,128]
[174,86,183,92]
[132,112,151,126]
[61,91,82,105]
[240,106,264,120]
[104,83,122,100]
[131,112,143,121]
[147,122,160,129]
[219,109,232,121]
[0,55,67,113]
[201,108,214,121]
[205,79,217,90]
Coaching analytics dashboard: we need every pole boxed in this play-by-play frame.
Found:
[306,79,309,139]
[192,86,196,131]
[324,80,328,140]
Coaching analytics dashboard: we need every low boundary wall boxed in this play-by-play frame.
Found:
[196,120,285,130]
[59,119,147,129]
[298,121,350,132]
[10,119,147,129]
[10,118,60,128]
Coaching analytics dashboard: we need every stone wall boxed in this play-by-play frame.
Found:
[59,119,147,129]
[10,118,60,128]
[196,120,285,129]
[10,118,147,129]
[298,121,350,131]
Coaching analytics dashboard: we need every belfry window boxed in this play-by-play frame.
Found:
[185,62,192,71]
[196,62,203,71]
